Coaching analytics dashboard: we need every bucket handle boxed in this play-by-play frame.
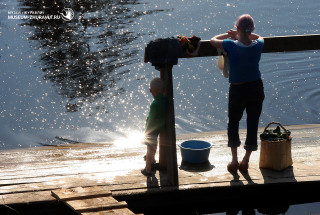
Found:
[263,121,290,138]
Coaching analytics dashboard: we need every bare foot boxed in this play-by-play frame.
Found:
[239,161,249,173]
[227,161,239,172]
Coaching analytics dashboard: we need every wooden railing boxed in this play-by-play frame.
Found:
[194,34,320,57]
[144,34,320,186]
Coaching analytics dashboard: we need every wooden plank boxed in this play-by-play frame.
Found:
[263,34,320,53]
[0,190,55,205]
[0,175,155,196]
[196,40,218,57]
[81,208,139,215]
[181,34,320,57]
[51,187,130,214]
[66,197,128,213]
[51,186,112,201]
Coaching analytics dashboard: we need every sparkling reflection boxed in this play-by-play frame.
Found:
[0,0,319,149]
[113,131,145,149]
[18,0,163,113]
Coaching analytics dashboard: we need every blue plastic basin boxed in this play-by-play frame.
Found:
[179,140,212,163]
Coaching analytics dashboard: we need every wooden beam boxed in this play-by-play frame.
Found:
[159,67,168,171]
[160,65,179,186]
[196,40,218,57]
[263,34,320,53]
[188,34,320,57]
[159,129,167,171]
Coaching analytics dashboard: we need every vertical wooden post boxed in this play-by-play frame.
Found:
[159,65,179,186]
[159,67,168,171]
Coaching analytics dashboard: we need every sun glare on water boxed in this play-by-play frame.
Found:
[113,131,145,149]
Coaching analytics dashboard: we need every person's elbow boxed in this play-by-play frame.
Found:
[209,37,217,46]
[258,36,264,43]
[210,38,223,49]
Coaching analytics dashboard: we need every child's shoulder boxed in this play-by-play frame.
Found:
[151,96,166,106]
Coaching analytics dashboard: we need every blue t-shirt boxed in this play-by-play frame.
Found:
[222,39,264,83]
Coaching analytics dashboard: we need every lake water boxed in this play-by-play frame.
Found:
[0,0,319,149]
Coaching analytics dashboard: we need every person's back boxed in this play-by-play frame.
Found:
[223,39,263,83]
[210,14,265,173]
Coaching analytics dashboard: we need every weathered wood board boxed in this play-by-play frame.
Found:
[51,186,112,201]
[0,124,319,207]
[81,208,141,215]
[52,187,132,214]
[66,197,127,213]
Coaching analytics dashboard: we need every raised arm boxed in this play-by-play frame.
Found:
[210,30,237,49]
[210,33,229,49]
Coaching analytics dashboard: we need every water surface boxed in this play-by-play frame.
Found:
[0,0,319,149]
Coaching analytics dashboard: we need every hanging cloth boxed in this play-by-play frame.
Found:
[217,48,229,78]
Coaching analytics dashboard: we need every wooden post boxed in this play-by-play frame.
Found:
[159,130,167,171]
[159,68,167,170]
[160,65,179,186]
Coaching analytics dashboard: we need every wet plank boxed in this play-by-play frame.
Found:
[66,197,127,213]
[81,208,140,215]
[52,186,112,201]
[0,190,55,205]
[51,187,132,214]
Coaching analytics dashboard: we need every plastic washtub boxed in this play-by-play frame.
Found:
[178,140,212,163]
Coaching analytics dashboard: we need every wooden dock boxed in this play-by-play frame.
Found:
[0,124,320,214]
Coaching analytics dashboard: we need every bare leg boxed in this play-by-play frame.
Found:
[228,146,240,172]
[239,150,252,173]
[152,144,157,163]
[146,145,156,173]
[231,146,239,165]
[242,150,252,164]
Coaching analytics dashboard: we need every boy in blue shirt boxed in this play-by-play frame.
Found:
[141,78,167,176]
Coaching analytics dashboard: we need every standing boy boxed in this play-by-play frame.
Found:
[141,78,167,176]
